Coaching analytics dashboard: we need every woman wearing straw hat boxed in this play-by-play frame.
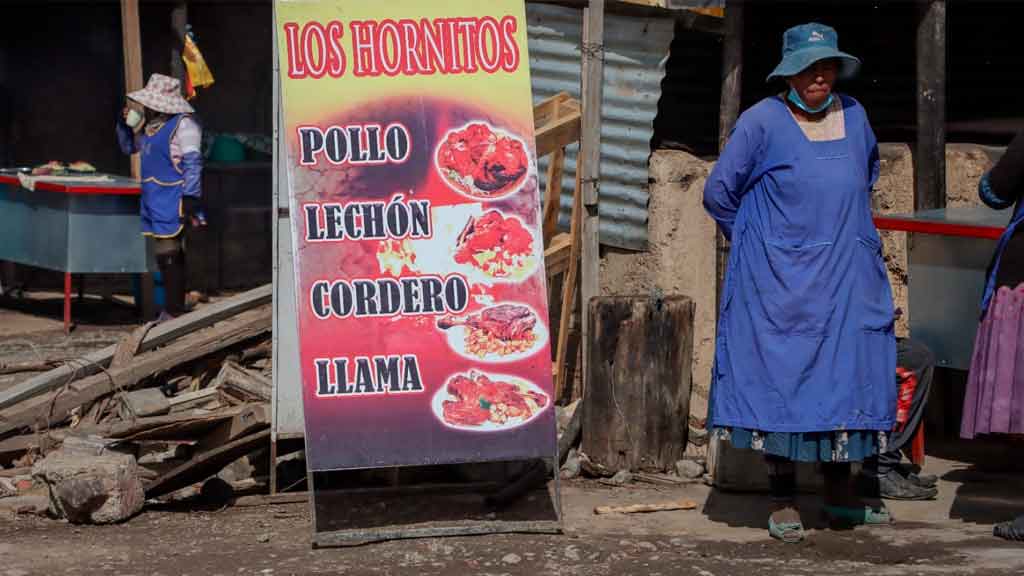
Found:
[116,73,205,322]
[704,23,895,542]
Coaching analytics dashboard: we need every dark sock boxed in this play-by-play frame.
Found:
[765,455,797,503]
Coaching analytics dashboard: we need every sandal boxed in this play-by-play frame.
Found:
[823,504,891,526]
[769,509,805,543]
[993,515,1024,541]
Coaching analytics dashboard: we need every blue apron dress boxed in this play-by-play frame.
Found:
[703,95,895,462]
[139,114,187,238]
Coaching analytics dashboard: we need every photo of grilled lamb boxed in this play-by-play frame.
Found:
[437,304,536,342]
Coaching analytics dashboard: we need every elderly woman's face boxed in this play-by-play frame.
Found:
[788,59,838,110]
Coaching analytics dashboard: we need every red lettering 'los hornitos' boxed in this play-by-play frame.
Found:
[284,20,346,79]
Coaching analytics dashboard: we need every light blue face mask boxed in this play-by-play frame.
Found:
[787,87,833,114]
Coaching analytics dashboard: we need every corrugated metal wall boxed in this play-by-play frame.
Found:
[527,4,675,250]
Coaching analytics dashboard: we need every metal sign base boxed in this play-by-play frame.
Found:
[313,519,562,548]
[307,460,563,548]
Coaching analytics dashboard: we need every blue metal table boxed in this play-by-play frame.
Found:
[0,172,147,331]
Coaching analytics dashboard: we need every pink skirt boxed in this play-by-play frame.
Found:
[962,283,1024,438]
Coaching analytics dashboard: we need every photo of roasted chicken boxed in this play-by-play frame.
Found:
[436,122,529,199]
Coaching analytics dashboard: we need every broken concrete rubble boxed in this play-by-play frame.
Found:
[32,447,145,524]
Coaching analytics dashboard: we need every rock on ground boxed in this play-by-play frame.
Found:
[676,459,705,480]
[32,446,144,524]
[561,448,581,479]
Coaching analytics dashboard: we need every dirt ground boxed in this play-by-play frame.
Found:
[3,297,1024,576]
[2,477,1023,576]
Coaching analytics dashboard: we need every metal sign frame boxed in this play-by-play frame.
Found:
[269,2,562,546]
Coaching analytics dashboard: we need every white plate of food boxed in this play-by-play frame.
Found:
[450,209,540,283]
[432,370,550,432]
[436,303,548,363]
[435,121,532,201]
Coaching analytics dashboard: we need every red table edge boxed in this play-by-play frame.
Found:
[0,174,140,196]
[873,215,1005,240]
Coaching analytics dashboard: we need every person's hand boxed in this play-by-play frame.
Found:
[182,196,207,228]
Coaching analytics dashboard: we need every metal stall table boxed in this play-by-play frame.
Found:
[874,207,1011,370]
[0,172,147,332]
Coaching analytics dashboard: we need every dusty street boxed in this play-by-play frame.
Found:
[2,479,1023,576]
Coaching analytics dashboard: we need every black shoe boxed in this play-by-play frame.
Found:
[896,464,938,487]
[994,515,1024,542]
[878,470,938,501]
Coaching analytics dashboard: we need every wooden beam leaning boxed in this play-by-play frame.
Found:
[579,0,606,399]
[0,285,272,411]
[915,0,947,211]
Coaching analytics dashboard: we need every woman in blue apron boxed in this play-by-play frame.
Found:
[961,129,1024,541]
[115,74,205,321]
[704,23,895,543]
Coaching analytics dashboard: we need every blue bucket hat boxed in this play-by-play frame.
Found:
[766,23,860,82]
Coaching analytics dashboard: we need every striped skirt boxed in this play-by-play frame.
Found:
[962,283,1024,438]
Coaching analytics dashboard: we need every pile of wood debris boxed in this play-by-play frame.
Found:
[0,285,278,522]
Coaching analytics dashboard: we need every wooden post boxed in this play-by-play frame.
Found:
[583,296,694,472]
[915,0,947,212]
[121,0,154,320]
[580,0,605,398]
[715,0,743,308]
[120,0,143,181]
[171,3,188,86]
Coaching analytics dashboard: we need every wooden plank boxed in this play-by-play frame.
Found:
[118,388,171,419]
[214,361,272,403]
[915,0,947,212]
[535,111,582,158]
[0,285,272,411]
[0,466,31,478]
[0,305,272,438]
[145,428,271,498]
[715,0,743,311]
[544,233,572,279]
[533,92,572,128]
[580,1,605,401]
[0,431,65,465]
[0,361,61,375]
[168,388,223,413]
[594,500,697,515]
[110,322,155,370]
[94,407,247,441]
[554,169,582,400]
[120,0,143,180]
[542,148,565,244]
[197,404,270,453]
[583,296,694,472]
